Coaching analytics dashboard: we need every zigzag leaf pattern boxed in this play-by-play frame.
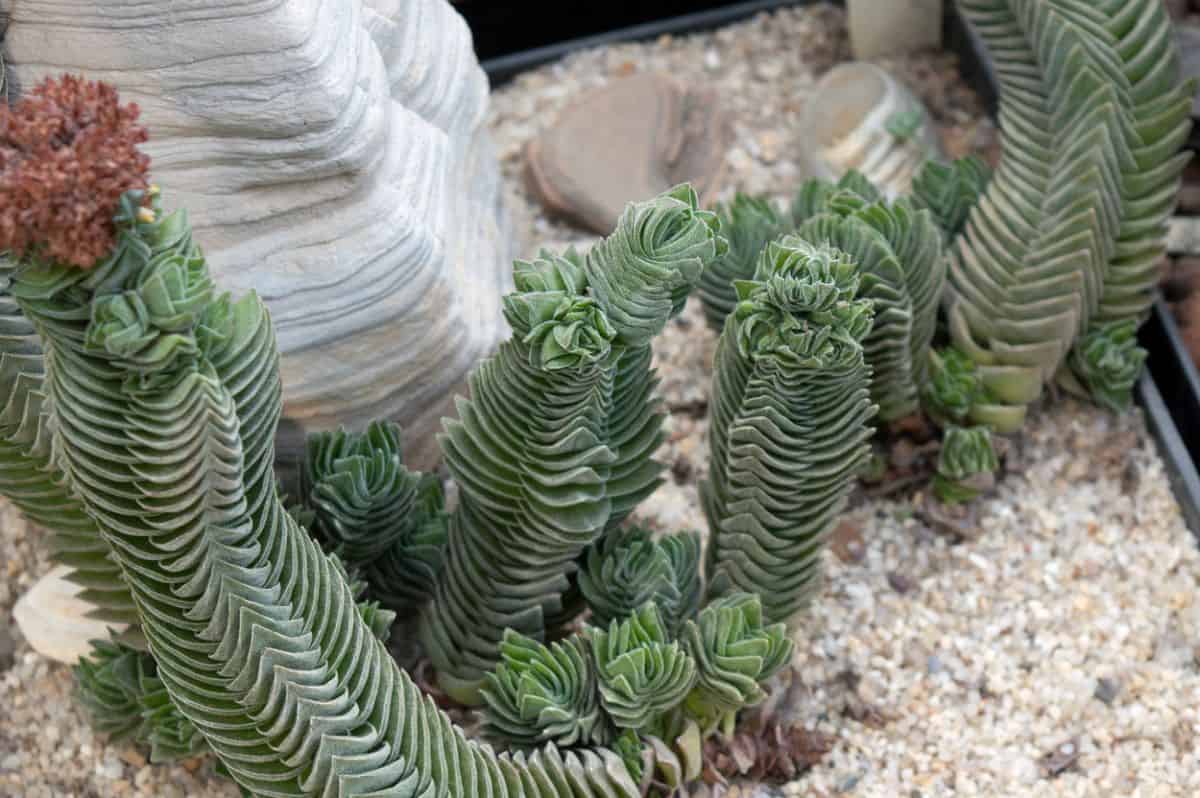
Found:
[702,237,876,624]
[2,190,642,798]
[949,0,1190,429]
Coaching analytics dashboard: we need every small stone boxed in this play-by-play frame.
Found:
[830,519,866,564]
[887,571,914,594]
[704,49,721,72]
[755,58,784,81]
[1093,677,1121,705]
[118,747,147,769]
[1038,739,1081,778]
[758,131,781,164]
[0,624,15,671]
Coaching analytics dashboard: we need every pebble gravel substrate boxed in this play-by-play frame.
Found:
[2,4,1196,797]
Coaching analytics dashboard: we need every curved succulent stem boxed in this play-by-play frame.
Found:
[703,236,877,624]
[3,190,641,798]
[948,0,1191,430]
[423,186,723,704]
[792,171,945,421]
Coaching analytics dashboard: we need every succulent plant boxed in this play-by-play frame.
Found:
[947,0,1193,432]
[791,171,945,421]
[1062,320,1147,413]
[703,236,876,624]
[0,261,138,628]
[0,182,642,797]
[679,593,792,735]
[934,425,999,504]
[590,603,698,733]
[922,347,986,427]
[584,184,726,349]
[481,630,610,749]
[300,420,447,615]
[75,639,207,764]
[423,185,723,705]
[911,154,992,240]
[698,194,790,330]
[578,526,702,635]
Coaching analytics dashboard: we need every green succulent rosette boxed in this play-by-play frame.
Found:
[481,630,609,749]
[75,638,208,763]
[301,420,447,615]
[790,171,945,421]
[1063,320,1147,413]
[679,593,791,735]
[911,154,992,240]
[934,424,999,504]
[922,347,986,426]
[578,526,702,635]
[590,603,697,732]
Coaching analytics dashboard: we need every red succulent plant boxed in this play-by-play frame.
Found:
[0,74,150,268]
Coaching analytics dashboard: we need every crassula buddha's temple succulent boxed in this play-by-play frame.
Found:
[946,0,1193,429]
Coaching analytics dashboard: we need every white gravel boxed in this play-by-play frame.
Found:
[2,4,1197,798]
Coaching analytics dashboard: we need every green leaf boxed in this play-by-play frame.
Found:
[680,593,791,734]
[590,604,697,731]
[481,630,609,749]
[934,425,999,504]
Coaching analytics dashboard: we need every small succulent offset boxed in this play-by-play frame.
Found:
[704,237,877,624]
[679,593,791,735]
[1062,320,1147,413]
[591,603,698,733]
[791,170,945,421]
[424,185,725,705]
[885,109,924,142]
[481,631,610,749]
[922,347,986,427]
[578,525,702,635]
[911,154,991,240]
[698,193,791,330]
[75,639,207,764]
[480,592,789,796]
[300,420,447,616]
[934,425,999,504]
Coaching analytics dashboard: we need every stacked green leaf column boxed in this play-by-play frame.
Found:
[791,172,945,421]
[948,0,1192,429]
[0,190,643,798]
[423,185,724,704]
[0,266,138,628]
[698,194,790,331]
[702,237,876,624]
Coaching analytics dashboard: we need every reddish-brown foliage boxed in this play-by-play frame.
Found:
[0,74,150,268]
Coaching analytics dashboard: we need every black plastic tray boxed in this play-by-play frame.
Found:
[482,0,825,85]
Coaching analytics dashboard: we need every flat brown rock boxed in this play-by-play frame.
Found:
[524,74,731,234]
